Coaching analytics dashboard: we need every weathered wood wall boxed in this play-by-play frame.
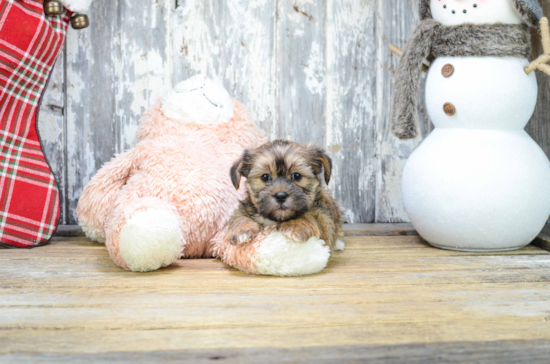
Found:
[38,0,550,225]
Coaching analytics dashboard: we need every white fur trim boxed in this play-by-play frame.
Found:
[81,224,105,244]
[59,0,93,13]
[334,238,345,251]
[161,75,235,125]
[254,232,331,277]
[119,209,185,272]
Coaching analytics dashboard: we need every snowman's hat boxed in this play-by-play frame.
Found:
[419,0,544,27]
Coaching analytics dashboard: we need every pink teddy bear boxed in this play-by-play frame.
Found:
[76,76,333,276]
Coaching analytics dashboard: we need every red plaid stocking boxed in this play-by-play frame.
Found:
[0,0,70,247]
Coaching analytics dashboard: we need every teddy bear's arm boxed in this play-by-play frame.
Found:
[76,143,148,243]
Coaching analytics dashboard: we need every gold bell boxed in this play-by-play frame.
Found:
[44,0,63,16]
[71,14,89,29]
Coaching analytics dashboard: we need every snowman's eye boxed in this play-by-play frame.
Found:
[452,10,456,14]
[463,9,467,13]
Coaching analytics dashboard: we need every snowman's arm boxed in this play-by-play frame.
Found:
[526,18,550,76]
[389,44,430,73]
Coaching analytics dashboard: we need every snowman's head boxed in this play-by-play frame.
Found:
[422,0,544,27]
[430,0,521,25]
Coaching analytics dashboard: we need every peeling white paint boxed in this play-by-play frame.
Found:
[303,42,324,96]
[42,0,454,224]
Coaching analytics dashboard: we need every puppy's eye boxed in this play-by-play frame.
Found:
[261,174,271,182]
[292,173,302,182]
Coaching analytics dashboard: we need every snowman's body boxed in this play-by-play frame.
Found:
[402,0,550,251]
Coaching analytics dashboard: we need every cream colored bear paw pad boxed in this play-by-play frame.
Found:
[253,232,331,277]
[119,208,185,272]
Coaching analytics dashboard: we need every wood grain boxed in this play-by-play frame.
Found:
[277,0,326,145]
[171,0,278,140]
[38,55,67,224]
[64,0,119,224]
[48,222,420,237]
[4,340,550,364]
[1,236,550,361]
[40,0,550,224]
[325,0,378,224]
[527,1,550,158]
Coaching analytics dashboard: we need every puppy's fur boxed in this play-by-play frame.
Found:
[228,140,342,249]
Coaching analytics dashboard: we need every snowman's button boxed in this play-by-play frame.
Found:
[442,64,454,77]
[443,103,456,116]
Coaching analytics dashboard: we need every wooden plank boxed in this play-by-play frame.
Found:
[171,0,278,139]
[277,0,326,144]
[64,1,119,224]
[64,0,173,225]
[3,340,550,364]
[526,1,550,158]
[534,223,550,251]
[343,223,417,236]
[375,0,432,223]
[38,51,67,224]
[54,225,86,237]
[52,223,418,237]
[325,0,378,223]
[115,0,173,152]
[2,236,550,357]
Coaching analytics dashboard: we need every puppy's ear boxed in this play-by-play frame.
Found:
[317,150,333,185]
[308,146,333,185]
[230,150,252,190]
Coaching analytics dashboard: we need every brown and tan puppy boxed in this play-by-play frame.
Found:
[229,139,342,249]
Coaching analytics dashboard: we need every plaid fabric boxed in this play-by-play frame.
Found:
[0,0,69,247]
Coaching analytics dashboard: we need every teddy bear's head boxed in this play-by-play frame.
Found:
[160,75,235,126]
[136,76,265,151]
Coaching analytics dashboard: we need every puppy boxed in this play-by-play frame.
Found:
[228,139,342,249]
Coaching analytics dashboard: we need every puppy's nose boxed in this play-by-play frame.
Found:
[274,192,288,203]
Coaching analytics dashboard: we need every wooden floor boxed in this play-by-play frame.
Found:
[2,229,550,363]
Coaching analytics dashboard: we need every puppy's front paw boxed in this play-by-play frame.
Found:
[277,221,319,243]
[230,230,255,245]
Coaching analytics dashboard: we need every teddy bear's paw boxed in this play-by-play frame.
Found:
[81,224,106,244]
[119,208,185,272]
[253,232,330,277]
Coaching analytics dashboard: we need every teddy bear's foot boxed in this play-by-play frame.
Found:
[118,207,185,272]
[81,224,106,244]
[253,232,331,277]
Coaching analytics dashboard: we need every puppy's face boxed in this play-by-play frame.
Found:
[231,140,332,223]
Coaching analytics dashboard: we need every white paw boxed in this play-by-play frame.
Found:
[254,232,331,277]
[119,209,185,272]
[161,75,234,125]
[334,238,345,251]
[80,224,105,243]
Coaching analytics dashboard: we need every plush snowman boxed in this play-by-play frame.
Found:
[391,0,550,251]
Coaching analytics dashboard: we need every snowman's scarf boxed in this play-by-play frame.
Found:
[391,19,532,139]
